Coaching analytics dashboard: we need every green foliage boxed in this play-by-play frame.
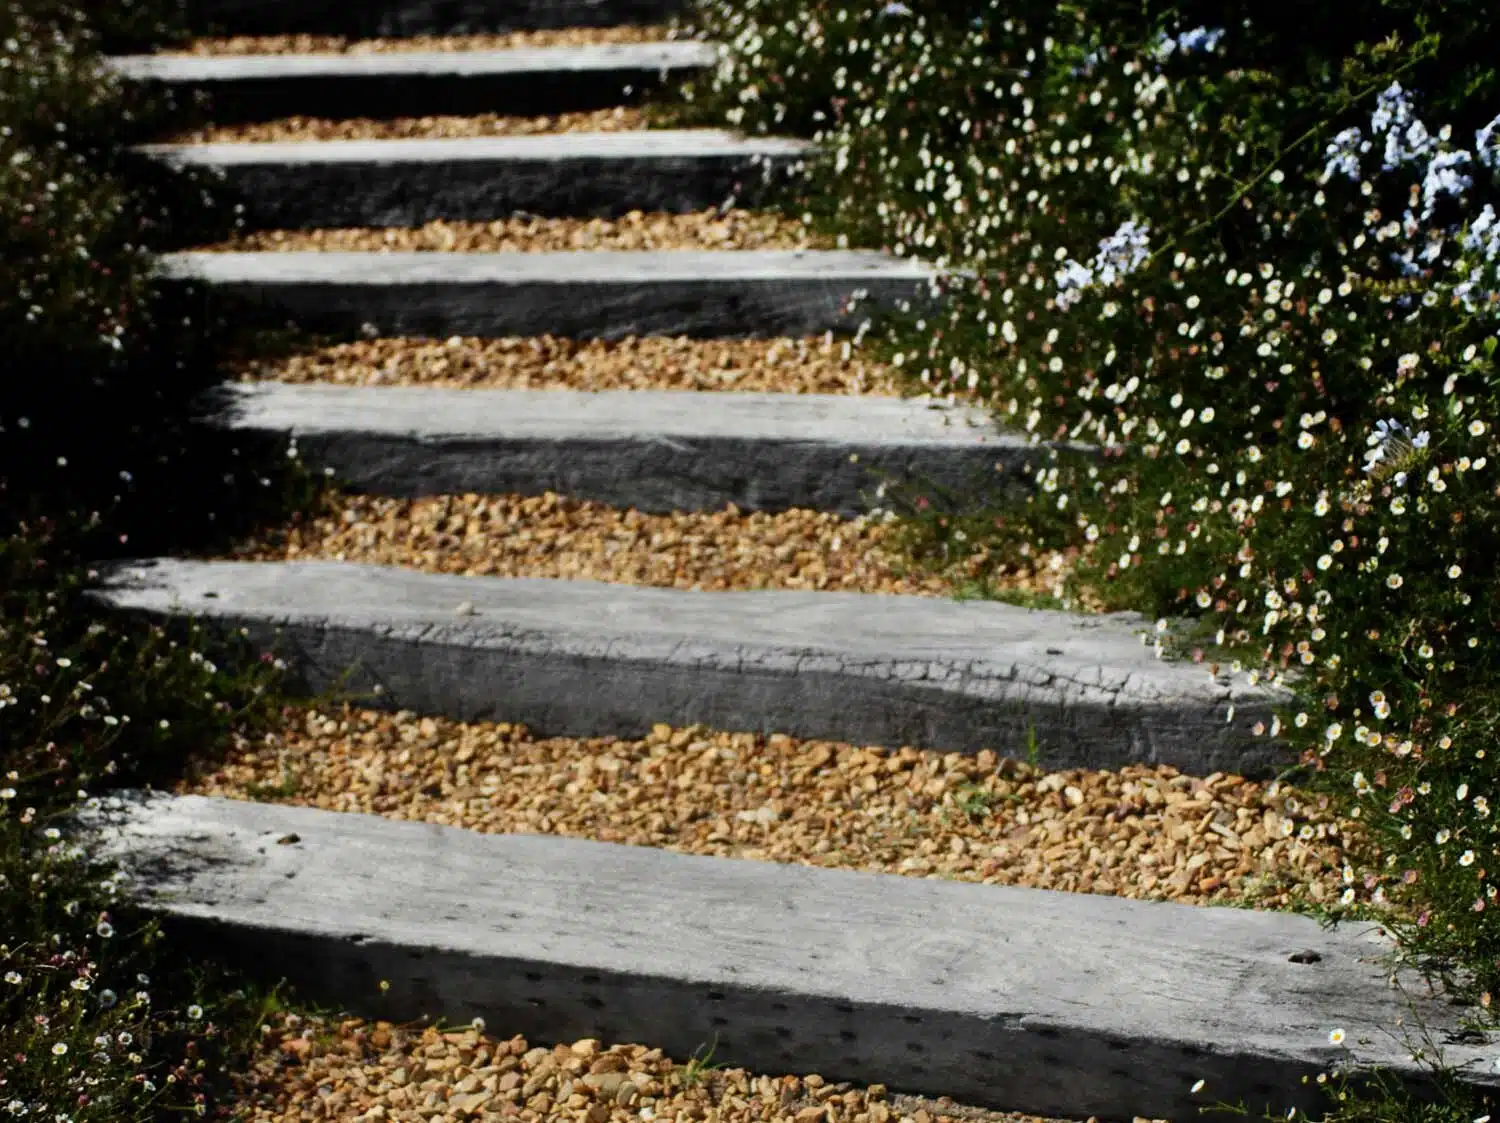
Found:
[0,0,319,1118]
[679,0,1500,1022]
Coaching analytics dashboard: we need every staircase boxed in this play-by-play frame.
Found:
[83,3,1500,1119]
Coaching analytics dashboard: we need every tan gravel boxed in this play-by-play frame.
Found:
[184,707,1352,911]
[225,492,1072,597]
[166,26,678,55]
[198,210,821,253]
[170,105,652,144]
[233,334,903,395]
[233,1015,1125,1123]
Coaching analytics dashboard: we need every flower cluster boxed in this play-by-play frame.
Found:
[685,0,1500,999]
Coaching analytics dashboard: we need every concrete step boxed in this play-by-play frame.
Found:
[141,131,810,228]
[158,250,938,339]
[107,42,717,123]
[181,0,689,37]
[92,557,1293,776]
[77,791,1500,1121]
[218,381,1041,515]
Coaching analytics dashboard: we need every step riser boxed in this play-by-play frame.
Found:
[270,430,1036,516]
[164,267,932,340]
[94,560,1293,777]
[227,620,1288,774]
[161,150,795,228]
[184,0,688,36]
[84,793,1500,1123]
[131,66,694,124]
[158,913,1342,1121]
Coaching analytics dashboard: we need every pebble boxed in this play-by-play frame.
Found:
[228,1017,1151,1123]
[165,26,677,55]
[227,492,1063,597]
[232,333,902,395]
[182,707,1355,909]
[199,209,819,254]
[171,105,653,145]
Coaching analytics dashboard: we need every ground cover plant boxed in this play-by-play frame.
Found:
[677,0,1500,1115]
[0,0,326,1118]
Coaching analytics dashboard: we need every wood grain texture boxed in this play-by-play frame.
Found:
[78,791,1500,1121]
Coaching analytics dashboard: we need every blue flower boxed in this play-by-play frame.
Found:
[1323,126,1366,182]
[1371,83,1435,170]
[1421,149,1473,219]
[1092,219,1152,286]
[1054,260,1095,310]
[1175,26,1224,54]
[880,1,912,15]
[1477,114,1500,170]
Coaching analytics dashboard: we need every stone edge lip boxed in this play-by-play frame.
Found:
[178,0,691,37]
[105,40,720,82]
[135,130,812,164]
[151,250,942,339]
[89,557,1298,777]
[72,790,1500,1122]
[156,248,937,281]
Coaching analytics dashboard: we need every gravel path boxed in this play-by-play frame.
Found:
[198,210,819,253]
[164,27,678,54]
[226,493,1064,597]
[169,106,653,144]
[182,707,1349,909]
[233,1016,1120,1123]
[232,335,903,394]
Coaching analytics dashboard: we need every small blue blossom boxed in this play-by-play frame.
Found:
[1371,83,1435,170]
[1462,204,1500,261]
[1476,113,1500,169]
[1054,221,1152,309]
[879,1,912,15]
[1365,419,1431,473]
[1421,150,1473,219]
[1323,127,1367,182]
[1054,260,1095,309]
[1175,27,1224,54]
[1092,219,1152,286]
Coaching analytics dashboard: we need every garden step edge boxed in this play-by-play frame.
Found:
[157,249,939,339]
[140,131,811,227]
[91,557,1294,776]
[217,381,1046,515]
[75,791,1500,1121]
[106,42,719,122]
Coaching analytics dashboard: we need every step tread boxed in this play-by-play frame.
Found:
[218,383,1039,517]
[98,555,1208,678]
[141,129,810,163]
[108,40,718,81]
[160,248,935,283]
[223,382,1015,445]
[92,557,1292,775]
[81,790,1500,1121]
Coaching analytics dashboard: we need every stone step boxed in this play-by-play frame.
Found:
[182,0,688,37]
[77,791,1500,1121]
[218,381,1041,516]
[107,42,717,123]
[158,250,938,339]
[93,557,1293,776]
[141,132,810,228]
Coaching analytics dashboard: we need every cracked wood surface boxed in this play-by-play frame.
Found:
[76,791,1500,1121]
[93,558,1293,774]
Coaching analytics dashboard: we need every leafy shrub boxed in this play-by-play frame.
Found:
[0,1,317,1118]
[680,0,1500,1016]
